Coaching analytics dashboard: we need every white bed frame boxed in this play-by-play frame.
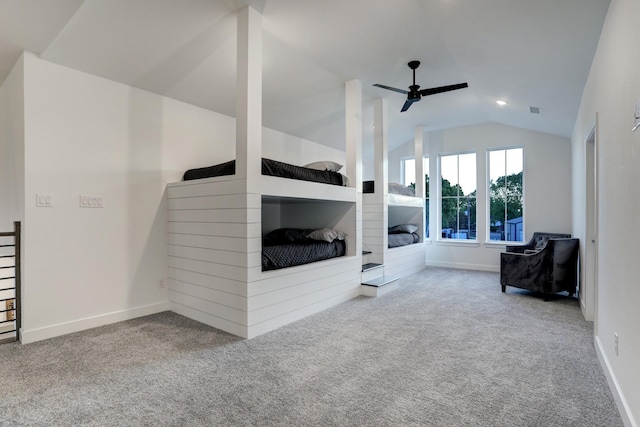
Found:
[362,99,426,281]
[166,7,364,339]
[167,175,361,338]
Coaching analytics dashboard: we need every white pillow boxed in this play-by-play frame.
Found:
[303,160,343,173]
[307,228,347,242]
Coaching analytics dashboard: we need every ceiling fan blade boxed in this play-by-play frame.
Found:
[419,82,468,97]
[401,97,418,112]
[373,83,408,95]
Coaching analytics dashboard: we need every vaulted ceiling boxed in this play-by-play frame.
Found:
[0,0,610,151]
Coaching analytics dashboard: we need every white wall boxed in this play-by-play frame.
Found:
[390,122,572,271]
[572,0,639,424]
[18,52,344,343]
[0,54,25,231]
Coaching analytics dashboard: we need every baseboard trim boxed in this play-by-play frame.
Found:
[425,260,499,273]
[20,301,171,344]
[594,335,637,427]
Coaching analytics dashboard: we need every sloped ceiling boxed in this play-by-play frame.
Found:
[0,0,610,151]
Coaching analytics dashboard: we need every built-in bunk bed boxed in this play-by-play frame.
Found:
[166,7,363,339]
[362,180,425,278]
[361,99,425,295]
[167,155,360,339]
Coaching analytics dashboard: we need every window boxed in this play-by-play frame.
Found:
[402,157,429,238]
[488,148,523,242]
[440,153,476,240]
[401,157,415,187]
[424,159,429,238]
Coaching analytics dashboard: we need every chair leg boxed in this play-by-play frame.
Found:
[501,284,506,293]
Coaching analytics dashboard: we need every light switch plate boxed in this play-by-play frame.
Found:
[36,193,54,207]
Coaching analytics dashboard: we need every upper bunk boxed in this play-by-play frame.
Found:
[362,180,424,208]
[171,157,356,203]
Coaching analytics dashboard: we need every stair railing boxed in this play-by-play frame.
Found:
[0,222,21,343]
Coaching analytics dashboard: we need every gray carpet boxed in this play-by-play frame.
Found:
[0,268,623,426]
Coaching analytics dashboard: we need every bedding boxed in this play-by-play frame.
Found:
[183,158,347,186]
[388,224,420,248]
[262,227,347,271]
[389,224,418,234]
[302,160,343,172]
[362,181,416,196]
[262,240,347,271]
[388,232,420,248]
[388,182,415,196]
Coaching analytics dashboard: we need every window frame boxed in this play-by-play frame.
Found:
[438,151,477,242]
[400,156,415,187]
[486,146,525,243]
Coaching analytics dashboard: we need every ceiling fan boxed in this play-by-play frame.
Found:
[373,61,468,112]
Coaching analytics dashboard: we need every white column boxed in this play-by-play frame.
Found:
[345,80,362,192]
[414,126,424,199]
[236,6,262,190]
[373,98,389,254]
[345,79,362,257]
[415,126,425,240]
[373,98,388,198]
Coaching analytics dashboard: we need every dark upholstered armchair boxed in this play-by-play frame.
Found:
[500,232,579,299]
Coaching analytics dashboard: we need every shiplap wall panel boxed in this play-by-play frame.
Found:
[170,280,248,311]
[168,178,248,198]
[261,175,356,203]
[168,194,260,210]
[246,256,357,296]
[362,212,384,222]
[168,268,247,297]
[246,285,360,338]
[248,277,360,325]
[385,244,425,278]
[169,256,252,282]
[169,234,260,253]
[168,222,261,238]
[168,245,261,268]
[247,262,360,310]
[362,193,385,265]
[171,302,247,338]
[170,290,246,325]
[169,208,261,224]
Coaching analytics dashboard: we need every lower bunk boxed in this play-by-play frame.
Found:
[388,224,420,248]
[262,228,347,271]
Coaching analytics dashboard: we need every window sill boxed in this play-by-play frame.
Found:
[483,241,508,249]
[436,239,480,248]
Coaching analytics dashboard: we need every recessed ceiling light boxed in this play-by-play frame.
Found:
[496,99,508,106]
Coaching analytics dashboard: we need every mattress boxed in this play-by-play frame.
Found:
[262,240,347,271]
[183,158,346,186]
[388,232,420,248]
[362,181,416,196]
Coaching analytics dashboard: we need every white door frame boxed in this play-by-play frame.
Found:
[582,114,598,324]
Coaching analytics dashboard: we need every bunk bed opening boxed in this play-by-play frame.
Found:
[388,203,424,248]
[261,196,356,271]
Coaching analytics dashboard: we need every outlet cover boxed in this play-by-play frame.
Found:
[80,195,104,208]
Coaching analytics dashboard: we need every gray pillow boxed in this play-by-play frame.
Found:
[388,224,418,234]
[303,161,343,172]
[307,228,347,242]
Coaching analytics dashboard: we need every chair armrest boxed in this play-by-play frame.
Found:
[500,249,551,287]
[505,245,529,253]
